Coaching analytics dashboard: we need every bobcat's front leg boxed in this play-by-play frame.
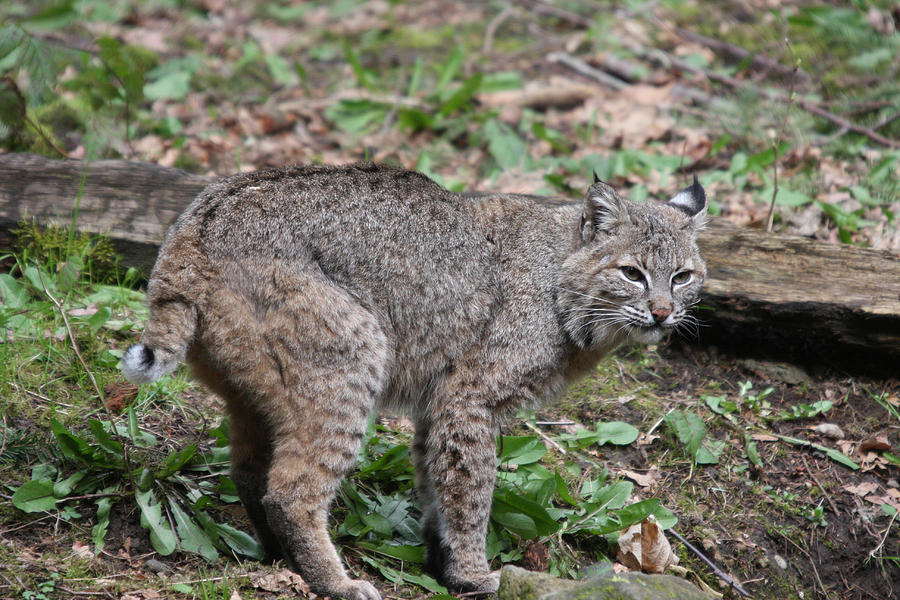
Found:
[424,397,500,593]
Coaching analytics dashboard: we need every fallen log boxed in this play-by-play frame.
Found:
[1,152,898,374]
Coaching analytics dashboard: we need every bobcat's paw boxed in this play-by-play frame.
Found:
[333,578,381,600]
[447,570,500,595]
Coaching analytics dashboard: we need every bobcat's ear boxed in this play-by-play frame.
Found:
[580,178,629,243]
[667,174,707,229]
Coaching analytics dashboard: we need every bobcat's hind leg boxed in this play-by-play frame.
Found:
[197,264,389,600]
[188,348,281,561]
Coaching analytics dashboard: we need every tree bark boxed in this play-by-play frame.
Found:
[1,152,897,373]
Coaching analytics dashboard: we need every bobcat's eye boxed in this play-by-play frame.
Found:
[620,266,645,282]
[672,271,692,285]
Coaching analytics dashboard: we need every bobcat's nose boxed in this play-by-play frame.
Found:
[651,307,672,323]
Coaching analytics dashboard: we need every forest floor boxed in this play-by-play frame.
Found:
[1,1,899,599]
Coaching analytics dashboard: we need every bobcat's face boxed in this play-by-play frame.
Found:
[558,178,707,348]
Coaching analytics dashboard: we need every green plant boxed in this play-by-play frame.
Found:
[21,572,59,600]
[665,409,724,465]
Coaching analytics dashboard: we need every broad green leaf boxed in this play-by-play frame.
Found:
[554,472,579,507]
[484,120,526,170]
[498,436,546,466]
[87,306,112,331]
[342,39,373,90]
[169,499,218,562]
[88,420,123,457]
[666,410,718,464]
[156,444,197,479]
[358,542,424,563]
[52,471,85,498]
[594,421,639,446]
[492,488,560,538]
[0,273,28,308]
[434,46,464,93]
[136,488,177,556]
[265,53,295,87]
[144,70,191,101]
[438,73,482,116]
[608,498,660,533]
[12,480,57,513]
[216,522,263,559]
[92,487,117,555]
[57,256,83,291]
[50,419,94,463]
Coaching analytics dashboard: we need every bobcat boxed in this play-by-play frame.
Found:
[122,163,707,600]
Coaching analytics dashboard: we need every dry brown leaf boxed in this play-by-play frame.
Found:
[619,468,661,489]
[616,515,678,573]
[859,435,891,453]
[751,433,779,442]
[228,590,242,600]
[637,432,660,446]
[843,481,879,497]
[71,540,93,560]
[813,423,845,439]
[249,568,309,594]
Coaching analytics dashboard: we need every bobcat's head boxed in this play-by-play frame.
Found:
[558,176,707,348]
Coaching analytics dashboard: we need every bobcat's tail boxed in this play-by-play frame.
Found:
[121,298,196,384]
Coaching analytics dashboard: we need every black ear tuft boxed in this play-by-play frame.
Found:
[593,171,601,184]
[667,174,706,217]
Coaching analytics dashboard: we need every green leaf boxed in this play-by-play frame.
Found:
[56,255,83,291]
[215,522,264,559]
[772,434,859,470]
[492,488,560,538]
[92,494,113,555]
[12,480,57,513]
[438,73,482,116]
[484,120,526,170]
[665,410,718,465]
[88,420,123,457]
[52,471,85,498]
[265,53,295,87]
[554,472,579,506]
[594,421,639,446]
[342,39,373,90]
[611,498,660,532]
[498,436,547,466]
[135,488,177,556]
[0,273,27,308]
[86,306,112,332]
[50,419,94,463]
[156,445,197,479]
[144,70,191,101]
[169,498,219,562]
[357,542,424,563]
[434,46,465,93]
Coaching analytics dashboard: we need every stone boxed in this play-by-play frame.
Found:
[498,565,717,600]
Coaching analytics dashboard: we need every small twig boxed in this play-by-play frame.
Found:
[547,51,629,91]
[766,38,798,233]
[672,26,810,82]
[668,528,752,597]
[519,0,593,28]
[38,270,133,477]
[626,43,900,149]
[534,420,576,426]
[483,5,517,54]
[646,408,674,437]
[524,420,567,455]
[867,507,899,562]
[800,455,840,518]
